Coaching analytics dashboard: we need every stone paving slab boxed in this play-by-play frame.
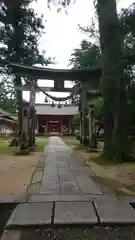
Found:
[6,203,53,227]
[36,155,46,171]
[54,201,98,224]
[39,189,60,195]
[60,182,81,195]
[59,173,81,195]
[37,137,102,197]
[36,161,45,171]
[70,168,91,176]
[31,171,43,184]
[40,182,60,194]
[40,179,60,195]
[75,176,101,195]
[27,182,41,196]
[28,194,116,202]
[94,199,135,224]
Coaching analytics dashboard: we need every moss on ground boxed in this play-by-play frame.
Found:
[0,137,48,155]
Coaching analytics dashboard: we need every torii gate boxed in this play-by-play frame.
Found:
[0,59,102,151]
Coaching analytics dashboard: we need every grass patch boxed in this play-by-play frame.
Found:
[0,135,11,141]
[117,162,135,167]
[98,141,104,149]
[36,137,48,152]
[0,137,48,155]
[0,141,13,154]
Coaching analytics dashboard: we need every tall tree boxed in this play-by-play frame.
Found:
[0,0,52,148]
[96,0,129,161]
[78,3,135,150]
[47,0,135,160]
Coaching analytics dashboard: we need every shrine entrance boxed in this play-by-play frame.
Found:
[48,120,61,135]
[0,59,101,150]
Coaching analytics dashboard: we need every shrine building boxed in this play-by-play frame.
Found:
[35,104,78,136]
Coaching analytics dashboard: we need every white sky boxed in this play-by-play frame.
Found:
[23,0,135,103]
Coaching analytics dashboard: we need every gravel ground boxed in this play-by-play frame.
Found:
[20,227,135,240]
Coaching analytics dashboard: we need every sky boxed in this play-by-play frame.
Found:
[23,0,135,103]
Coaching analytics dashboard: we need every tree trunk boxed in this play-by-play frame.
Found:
[113,82,130,161]
[97,0,129,161]
[102,81,114,159]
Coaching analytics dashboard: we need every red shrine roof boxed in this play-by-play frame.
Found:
[35,104,78,116]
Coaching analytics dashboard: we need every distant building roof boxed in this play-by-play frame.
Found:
[35,104,78,116]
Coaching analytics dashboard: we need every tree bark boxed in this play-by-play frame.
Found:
[97,0,129,160]
[102,80,114,159]
[113,81,129,161]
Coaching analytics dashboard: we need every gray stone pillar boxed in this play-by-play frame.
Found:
[81,86,87,142]
[88,105,92,146]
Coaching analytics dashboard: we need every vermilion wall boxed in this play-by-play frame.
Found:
[36,114,73,135]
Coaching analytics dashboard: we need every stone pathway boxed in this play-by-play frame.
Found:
[5,137,135,229]
[28,136,102,201]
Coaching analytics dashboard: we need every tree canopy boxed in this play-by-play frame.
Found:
[0,0,52,111]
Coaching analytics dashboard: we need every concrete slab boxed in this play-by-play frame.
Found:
[70,168,91,176]
[60,182,81,195]
[59,174,81,195]
[7,202,53,227]
[31,171,43,184]
[94,199,135,224]
[27,182,40,195]
[40,189,60,195]
[54,202,98,224]
[28,194,109,202]
[40,177,60,194]
[36,161,45,171]
[29,194,117,202]
[75,176,101,195]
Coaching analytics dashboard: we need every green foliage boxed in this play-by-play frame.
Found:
[0,0,53,151]
[0,76,16,113]
[70,40,101,69]
[70,2,135,120]
[70,39,101,105]
[0,98,16,113]
[0,0,52,108]
[47,0,135,161]
[0,1,51,66]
